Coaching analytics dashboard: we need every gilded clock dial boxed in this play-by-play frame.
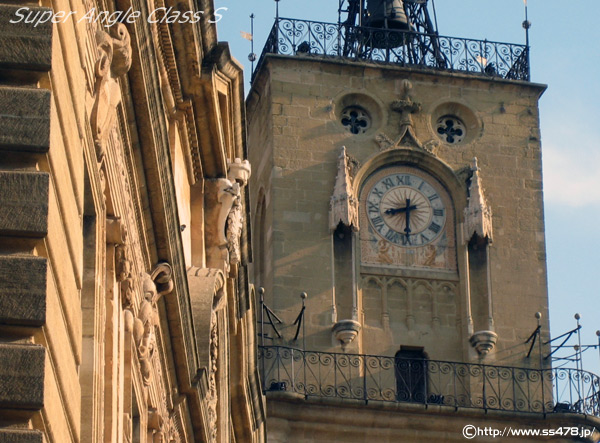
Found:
[366,173,446,247]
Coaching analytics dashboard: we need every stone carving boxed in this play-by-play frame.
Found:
[375,132,395,151]
[329,146,359,231]
[332,319,361,351]
[207,312,219,442]
[132,262,173,385]
[90,23,132,160]
[423,139,441,156]
[375,81,430,151]
[390,80,422,149]
[117,246,136,310]
[225,189,243,269]
[209,159,252,272]
[470,330,498,356]
[464,158,493,244]
[216,179,239,247]
[228,158,251,186]
[226,159,251,271]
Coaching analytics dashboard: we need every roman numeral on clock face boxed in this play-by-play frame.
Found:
[428,222,441,234]
[371,187,384,198]
[371,215,385,231]
[385,230,401,243]
[381,177,394,190]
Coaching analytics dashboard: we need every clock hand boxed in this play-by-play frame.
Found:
[384,207,405,216]
[404,198,412,237]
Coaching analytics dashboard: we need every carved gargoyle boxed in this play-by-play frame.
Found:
[132,262,173,385]
[90,23,132,160]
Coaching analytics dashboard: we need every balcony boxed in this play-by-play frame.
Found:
[253,18,529,82]
[259,346,600,416]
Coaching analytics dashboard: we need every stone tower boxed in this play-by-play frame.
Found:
[247,1,600,441]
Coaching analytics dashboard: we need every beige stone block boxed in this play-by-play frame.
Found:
[0,5,52,71]
[0,88,51,153]
[0,343,45,409]
[0,255,47,326]
[0,171,49,237]
[0,429,43,443]
[40,351,75,442]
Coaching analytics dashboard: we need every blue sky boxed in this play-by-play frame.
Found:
[216,0,600,371]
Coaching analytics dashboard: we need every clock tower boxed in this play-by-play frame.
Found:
[246,1,600,440]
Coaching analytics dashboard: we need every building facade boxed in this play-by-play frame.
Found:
[247,1,600,441]
[0,1,264,442]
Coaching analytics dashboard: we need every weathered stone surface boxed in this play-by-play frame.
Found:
[0,5,52,71]
[0,343,45,409]
[0,429,44,443]
[0,88,51,153]
[0,171,49,237]
[0,255,47,326]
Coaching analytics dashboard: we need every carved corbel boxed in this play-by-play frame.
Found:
[329,146,359,232]
[90,23,132,161]
[132,262,173,385]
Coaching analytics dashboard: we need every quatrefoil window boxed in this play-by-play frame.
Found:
[436,116,466,144]
[341,106,371,135]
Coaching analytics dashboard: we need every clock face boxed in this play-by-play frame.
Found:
[366,173,447,247]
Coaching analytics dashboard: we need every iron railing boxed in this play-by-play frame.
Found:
[253,18,530,82]
[259,346,600,416]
